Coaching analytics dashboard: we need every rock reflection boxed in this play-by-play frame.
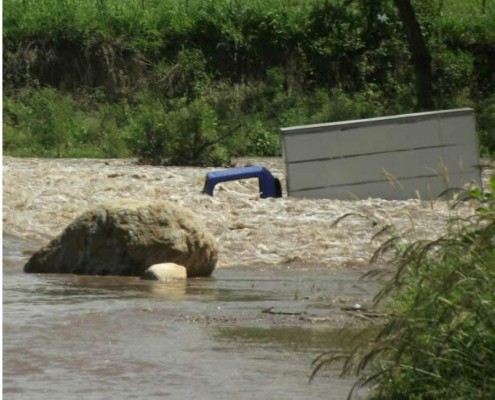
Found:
[145,280,187,299]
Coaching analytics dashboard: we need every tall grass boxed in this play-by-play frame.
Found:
[3,0,310,48]
[312,175,495,399]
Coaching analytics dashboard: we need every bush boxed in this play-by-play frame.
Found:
[3,87,132,158]
[128,95,232,166]
[313,176,495,399]
[244,120,280,156]
[3,88,80,156]
[3,0,495,160]
[478,95,495,155]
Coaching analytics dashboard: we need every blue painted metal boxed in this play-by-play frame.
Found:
[203,166,282,198]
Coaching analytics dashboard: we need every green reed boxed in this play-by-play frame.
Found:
[313,174,495,399]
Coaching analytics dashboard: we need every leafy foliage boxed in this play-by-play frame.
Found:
[3,0,495,162]
[478,95,495,155]
[128,95,231,166]
[312,175,495,399]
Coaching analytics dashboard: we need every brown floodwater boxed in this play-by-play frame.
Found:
[6,156,482,399]
[3,233,375,400]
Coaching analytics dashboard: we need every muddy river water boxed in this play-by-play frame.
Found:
[4,233,374,400]
[3,157,486,399]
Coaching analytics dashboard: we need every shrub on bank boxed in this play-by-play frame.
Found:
[313,176,495,399]
[3,83,399,162]
[3,0,495,162]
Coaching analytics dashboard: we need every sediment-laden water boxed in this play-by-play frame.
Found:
[4,233,376,400]
[3,157,487,399]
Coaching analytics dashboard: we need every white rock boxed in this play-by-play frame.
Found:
[142,263,187,281]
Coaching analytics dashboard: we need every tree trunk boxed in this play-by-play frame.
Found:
[393,0,434,110]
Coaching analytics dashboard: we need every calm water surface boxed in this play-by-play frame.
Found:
[3,233,373,399]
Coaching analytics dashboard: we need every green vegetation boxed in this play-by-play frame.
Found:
[3,0,495,164]
[312,175,495,398]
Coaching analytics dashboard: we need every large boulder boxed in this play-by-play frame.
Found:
[23,200,218,277]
